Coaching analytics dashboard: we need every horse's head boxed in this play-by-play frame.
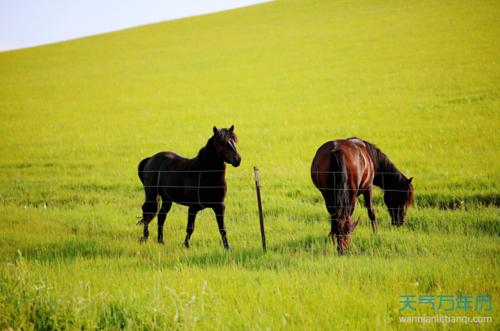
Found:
[336,216,359,255]
[213,125,241,167]
[384,177,414,226]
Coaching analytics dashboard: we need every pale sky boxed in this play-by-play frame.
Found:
[0,0,270,52]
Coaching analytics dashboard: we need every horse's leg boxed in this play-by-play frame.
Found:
[184,205,201,248]
[347,191,357,217]
[331,216,344,256]
[363,188,377,233]
[331,191,356,256]
[139,191,159,243]
[212,203,230,249]
[157,200,172,244]
[342,192,359,255]
[325,194,342,255]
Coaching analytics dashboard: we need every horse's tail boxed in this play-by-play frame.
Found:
[137,157,153,226]
[331,149,349,219]
[138,157,150,184]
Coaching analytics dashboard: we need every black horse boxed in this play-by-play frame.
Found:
[137,126,241,249]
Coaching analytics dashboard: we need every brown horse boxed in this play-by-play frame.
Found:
[137,126,241,249]
[311,137,414,255]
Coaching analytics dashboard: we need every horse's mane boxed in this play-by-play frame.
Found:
[197,128,238,160]
[361,140,397,173]
[194,131,233,169]
[195,136,218,166]
[196,136,213,157]
[407,181,415,205]
[362,139,415,205]
[360,139,408,186]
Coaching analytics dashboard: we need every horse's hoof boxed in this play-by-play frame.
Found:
[224,244,231,250]
[183,241,190,248]
[157,240,165,245]
[138,237,148,243]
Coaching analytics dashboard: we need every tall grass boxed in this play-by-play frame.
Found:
[1,0,499,329]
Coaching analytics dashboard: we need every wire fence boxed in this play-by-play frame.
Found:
[1,169,494,207]
[132,169,415,213]
[2,167,498,247]
[1,169,496,218]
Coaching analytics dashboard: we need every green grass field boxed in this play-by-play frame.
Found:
[1,0,499,329]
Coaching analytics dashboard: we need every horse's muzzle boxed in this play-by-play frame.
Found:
[231,156,241,167]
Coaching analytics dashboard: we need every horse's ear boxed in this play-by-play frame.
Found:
[229,125,234,132]
[407,177,413,184]
[213,126,218,135]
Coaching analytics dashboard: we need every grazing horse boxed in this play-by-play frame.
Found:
[311,137,414,255]
[137,126,241,249]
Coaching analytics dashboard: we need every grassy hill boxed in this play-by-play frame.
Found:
[0,0,499,329]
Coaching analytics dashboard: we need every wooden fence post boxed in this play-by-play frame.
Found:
[253,166,266,252]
